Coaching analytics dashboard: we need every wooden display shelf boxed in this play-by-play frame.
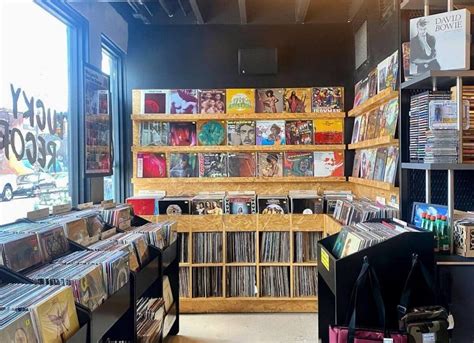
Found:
[324,215,343,235]
[132,176,346,184]
[179,262,191,267]
[258,214,292,230]
[132,144,345,153]
[348,136,398,150]
[348,88,398,117]
[131,112,346,121]
[291,214,325,231]
[226,262,256,266]
[293,262,318,266]
[259,262,291,266]
[348,177,398,192]
[223,215,258,230]
[191,263,224,267]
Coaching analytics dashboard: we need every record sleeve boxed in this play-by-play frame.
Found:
[227,121,256,146]
[140,89,168,114]
[373,147,388,181]
[226,89,255,114]
[225,194,256,214]
[227,152,256,177]
[377,50,399,93]
[126,197,160,216]
[352,150,362,177]
[353,78,369,108]
[358,113,368,142]
[285,120,313,145]
[340,231,364,258]
[368,68,378,98]
[191,196,224,215]
[158,197,191,215]
[360,149,377,179]
[383,98,399,137]
[314,118,344,144]
[384,146,399,184]
[169,153,198,178]
[351,116,361,144]
[256,120,286,145]
[198,153,228,178]
[37,225,69,262]
[0,311,38,343]
[365,110,378,140]
[255,88,284,113]
[257,152,283,177]
[198,89,226,114]
[258,196,289,214]
[1,234,42,272]
[283,152,314,177]
[290,196,323,214]
[139,122,169,146]
[312,87,344,112]
[197,120,226,146]
[169,122,197,146]
[283,88,311,113]
[167,89,198,114]
[137,153,167,178]
[313,151,344,177]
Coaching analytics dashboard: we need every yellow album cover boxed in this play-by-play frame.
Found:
[226,89,255,114]
[314,119,344,144]
[32,287,80,343]
[283,88,311,113]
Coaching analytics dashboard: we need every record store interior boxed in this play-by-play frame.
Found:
[2,0,474,342]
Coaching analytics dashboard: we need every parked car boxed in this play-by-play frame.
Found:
[14,173,57,197]
[0,174,17,201]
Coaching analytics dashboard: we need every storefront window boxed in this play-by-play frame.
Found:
[0,1,71,224]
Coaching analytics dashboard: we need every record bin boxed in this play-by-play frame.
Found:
[316,222,434,343]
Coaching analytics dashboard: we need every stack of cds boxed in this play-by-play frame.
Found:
[424,129,459,163]
[136,297,165,343]
[332,198,399,226]
[455,85,474,162]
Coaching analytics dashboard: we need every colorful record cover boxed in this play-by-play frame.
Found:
[169,122,197,146]
[377,50,399,93]
[360,149,376,179]
[358,113,368,142]
[283,88,311,113]
[283,152,314,177]
[198,153,228,178]
[255,88,284,113]
[373,147,388,181]
[3,235,42,272]
[256,120,286,145]
[137,153,167,178]
[167,89,198,114]
[81,266,108,310]
[226,89,255,114]
[313,151,344,177]
[191,197,225,215]
[384,146,399,184]
[140,89,168,114]
[383,98,399,137]
[158,197,191,215]
[402,42,411,81]
[351,116,361,144]
[38,226,69,262]
[197,120,226,146]
[312,87,344,112]
[169,153,198,178]
[139,122,169,146]
[228,197,254,214]
[258,197,289,214]
[285,120,313,145]
[257,152,283,177]
[0,312,38,343]
[227,152,256,177]
[341,232,363,258]
[198,89,226,114]
[314,119,344,144]
[352,150,362,177]
[368,68,378,98]
[353,78,369,108]
[227,121,256,146]
[365,110,378,141]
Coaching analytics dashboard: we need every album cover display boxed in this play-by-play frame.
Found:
[169,122,197,146]
[373,147,387,181]
[312,87,344,112]
[351,116,361,144]
[258,196,289,214]
[197,120,226,146]
[283,88,311,113]
[353,78,369,108]
[198,89,226,114]
[158,197,191,215]
[226,89,255,114]
[255,88,284,113]
[377,50,399,93]
[0,311,37,343]
[289,192,323,214]
[358,113,367,142]
[141,90,168,114]
[360,149,376,179]
[402,41,412,81]
[285,120,313,145]
[313,151,344,177]
[365,110,379,141]
[352,150,362,177]
[314,118,344,144]
[225,192,257,214]
[61,218,90,246]
[126,196,161,216]
[139,122,169,146]
[384,146,399,184]
[137,153,167,178]
[169,153,198,178]
[227,121,256,146]
[368,68,378,98]
[257,152,283,177]
[256,120,286,145]
[167,89,198,114]
[191,195,225,215]
[383,98,399,137]
[0,232,42,272]
[283,152,314,177]
[227,152,256,177]
[199,153,228,177]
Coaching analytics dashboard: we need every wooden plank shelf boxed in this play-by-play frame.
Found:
[226,262,257,267]
[131,112,346,121]
[293,262,318,266]
[132,144,345,153]
[348,88,398,117]
[348,177,398,192]
[348,136,398,150]
[324,215,343,236]
[132,176,346,184]
[259,262,291,266]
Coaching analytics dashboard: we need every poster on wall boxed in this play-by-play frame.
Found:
[84,63,112,176]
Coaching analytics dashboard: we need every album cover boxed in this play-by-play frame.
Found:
[191,196,225,215]
[169,122,197,146]
[169,153,198,178]
[258,196,289,214]
[384,146,399,184]
[358,113,367,142]
[428,100,469,129]
[365,110,378,141]
[158,197,191,215]
[290,196,323,214]
[126,197,160,216]
[137,153,167,178]
[368,68,378,98]
[332,228,348,258]
[353,78,369,108]
[197,120,226,145]
[0,311,37,343]
[313,151,344,177]
[198,89,226,114]
[283,88,311,113]
[373,147,387,181]
[410,9,471,75]
[377,50,399,93]
[312,87,344,112]
[360,149,376,179]
[199,153,228,177]
[227,121,256,145]
[139,122,169,146]
[81,265,108,310]
[225,192,257,214]
[352,150,362,177]
[256,88,284,113]
[285,120,313,145]
[283,152,314,177]
[256,120,286,145]
[63,218,89,246]
[257,152,283,177]
[383,98,399,137]
[167,89,198,114]
[340,232,363,258]
[351,116,361,144]
[314,118,344,144]
[402,41,412,81]
[226,89,255,114]
[37,225,69,262]
[227,152,256,177]
[140,89,167,114]
[1,234,42,272]
[111,254,130,294]
[411,202,449,229]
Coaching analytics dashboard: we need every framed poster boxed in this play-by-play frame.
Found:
[84,63,112,176]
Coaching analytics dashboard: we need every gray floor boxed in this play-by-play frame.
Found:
[167,313,318,343]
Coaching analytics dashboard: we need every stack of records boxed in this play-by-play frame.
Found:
[408,91,451,162]
[260,232,290,262]
[179,268,189,297]
[333,198,399,226]
[294,266,318,297]
[136,297,165,343]
[0,232,43,272]
[27,263,107,311]
[101,204,132,231]
[323,191,353,215]
[131,221,177,250]
[88,239,140,272]
[192,232,223,263]
[0,283,80,342]
[74,209,114,240]
[294,232,322,262]
[226,266,256,297]
[104,232,150,268]
[260,266,290,297]
[40,215,92,246]
[424,129,459,163]
[454,85,474,162]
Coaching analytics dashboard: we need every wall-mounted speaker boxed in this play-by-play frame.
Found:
[238,48,278,75]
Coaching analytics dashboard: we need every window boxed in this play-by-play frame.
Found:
[0,1,77,224]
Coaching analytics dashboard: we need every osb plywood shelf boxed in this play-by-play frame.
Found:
[348,177,398,192]
[132,176,346,184]
[180,298,318,313]
[324,215,343,236]
[132,144,346,153]
[131,112,346,121]
[293,262,318,266]
[348,136,399,150]
[348,88,398,117]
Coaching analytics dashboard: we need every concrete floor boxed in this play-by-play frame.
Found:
[167,313,318,343]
